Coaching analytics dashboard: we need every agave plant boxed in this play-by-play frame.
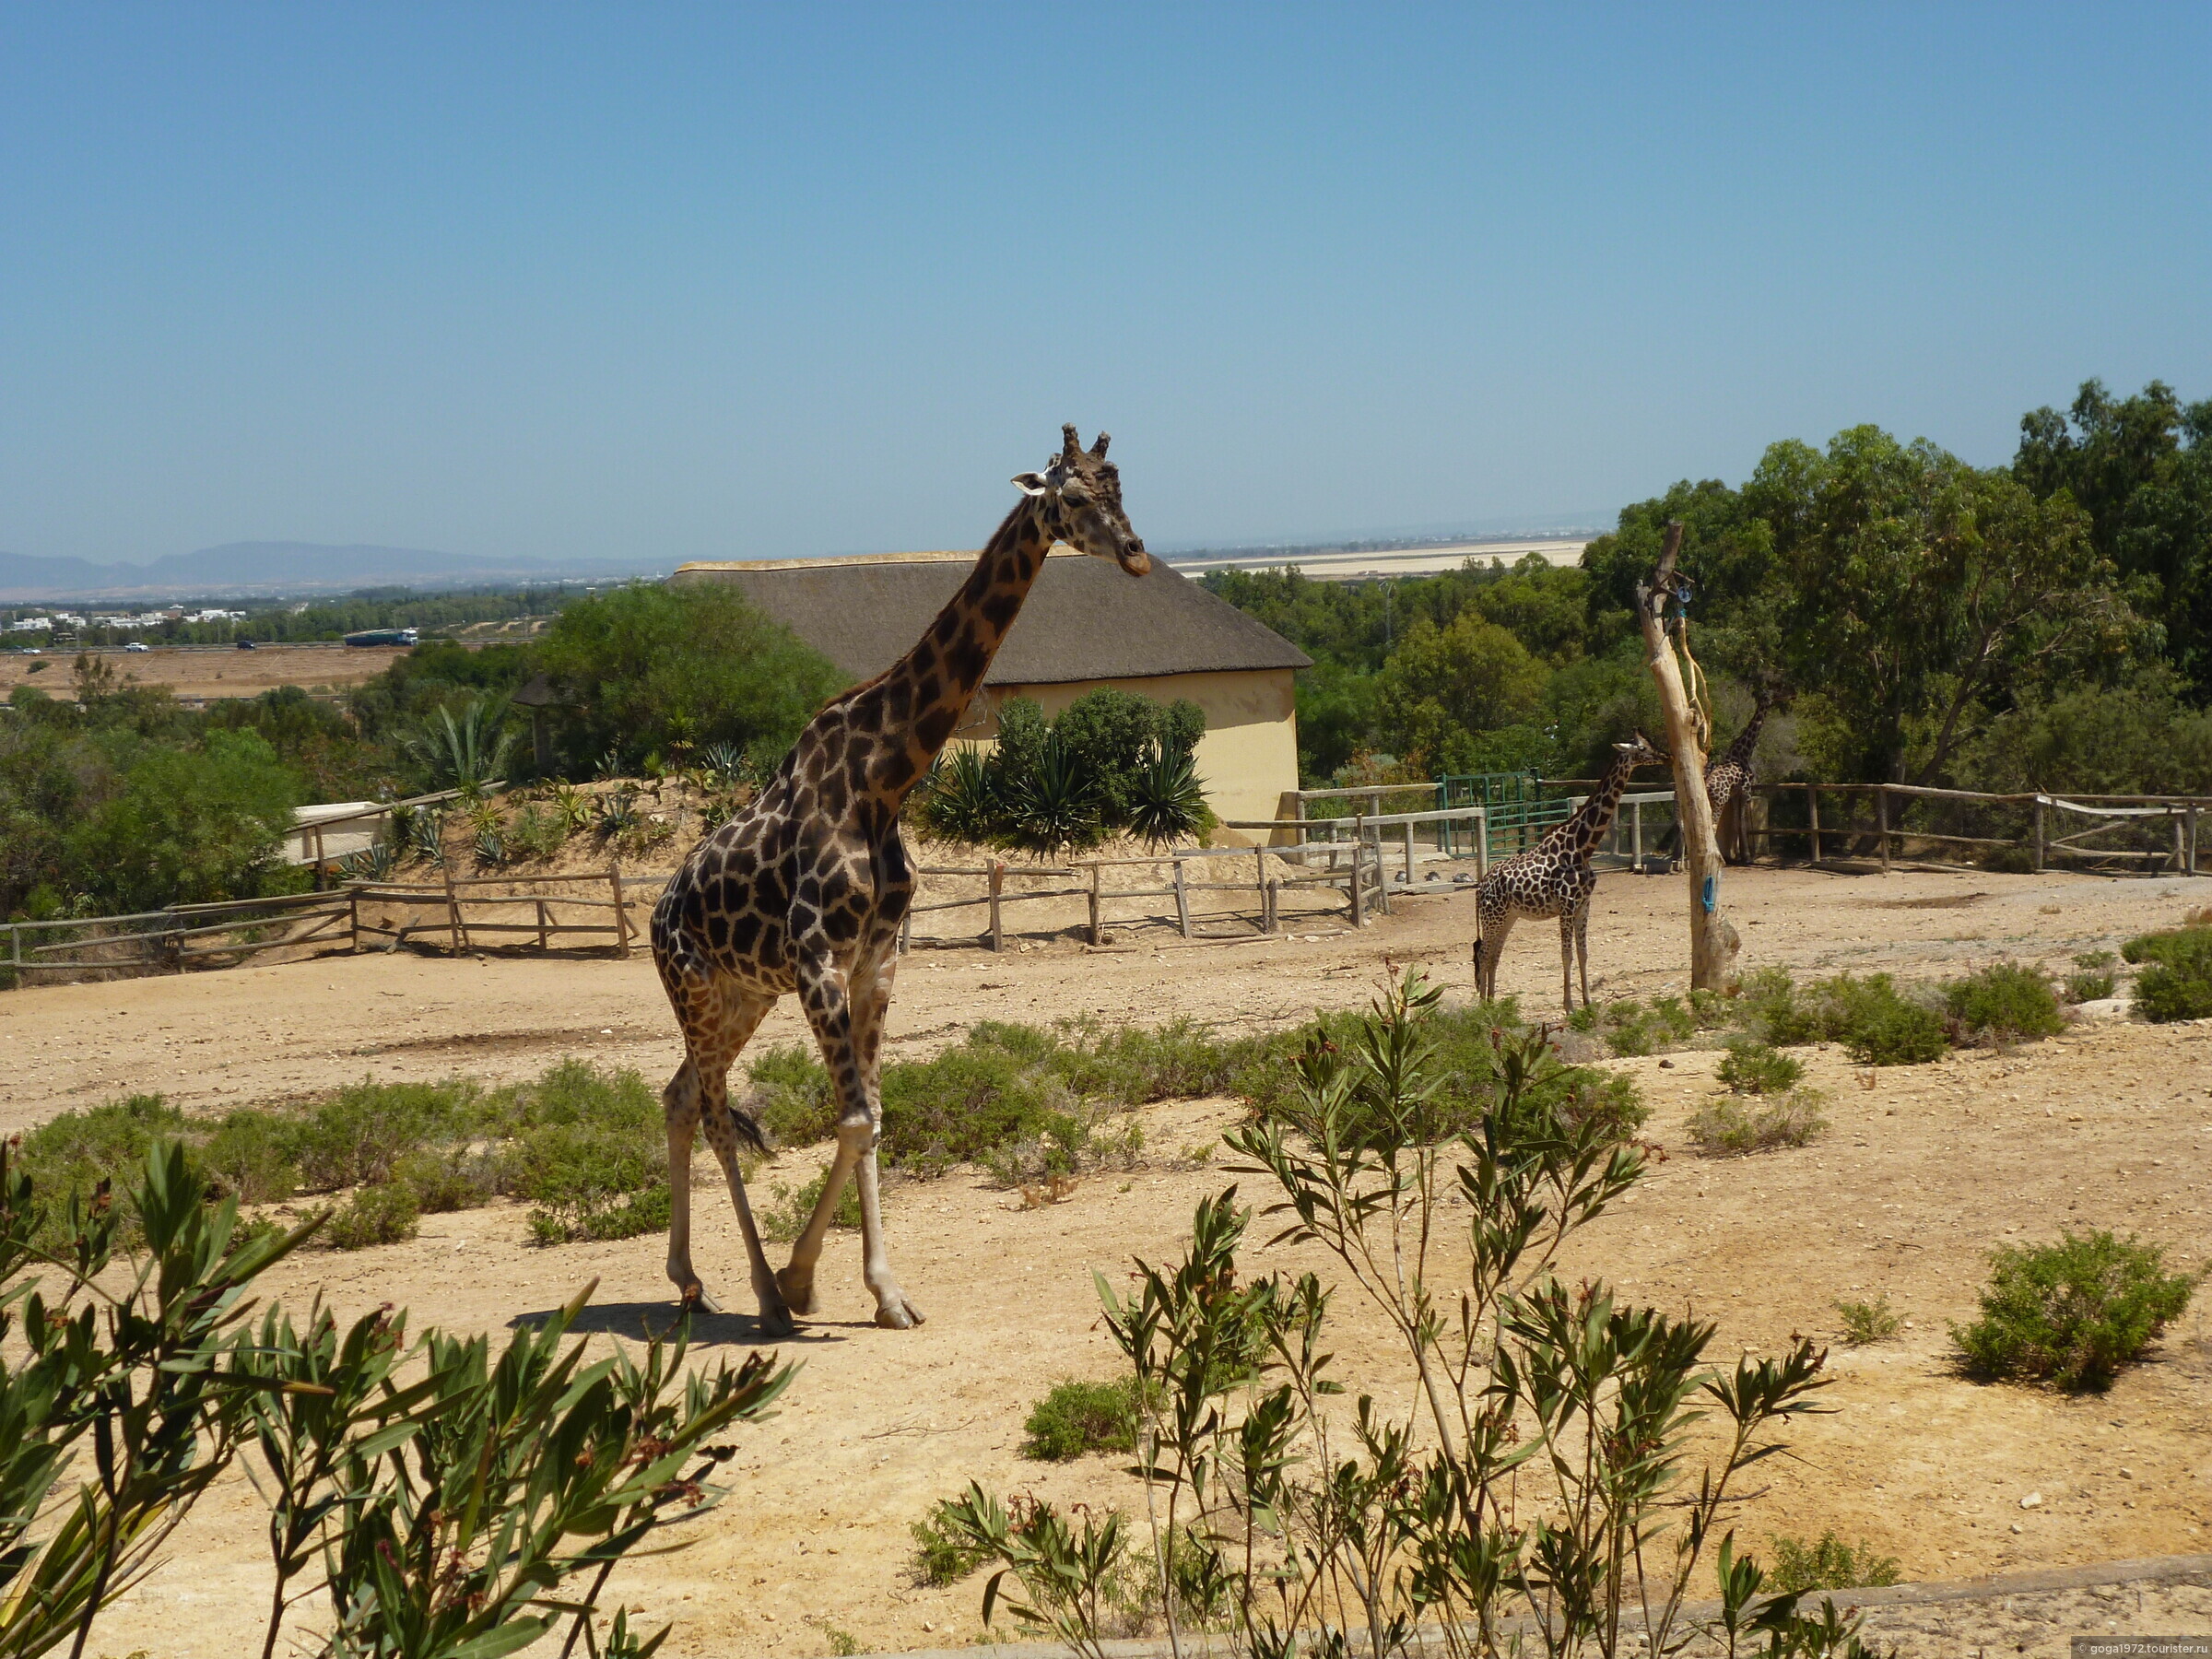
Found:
[473,827,508,869]
[552,782,592,833]
[594,747,626,782]
[464,798,505,837]
[1007,735,1102,854]
[404,698,518,797]
[597,788,641,838]
[1125,743,1209,849]
[917,747,1004,845]
[408,809,449,866]
[338,841,399,883]
[700,741,746,788]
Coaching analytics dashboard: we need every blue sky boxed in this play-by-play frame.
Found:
[2,4,2206,565]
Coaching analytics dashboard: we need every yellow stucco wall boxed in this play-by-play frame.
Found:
[955,668,1300,842]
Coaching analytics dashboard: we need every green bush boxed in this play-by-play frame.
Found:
[1951,1230,2200,1391]
[503,1060,672,1243]
[1943,962,2065,1044]
[1021,1377,1145,1461]
[324,1181,421,1249]
[758,1168,861,1244]
[1715,1039,1803,1095]
[1750,971,1947,1065]
[910,1497,995,1587]
[199,1108,301,1204]
[63,729,307,913]
[16,1093,191,1242]
[746,1044,839,1146]
[1765,1532,1901,1593]
[2064,951,2117,1004]
[1835,1294,1901,1346]
[1687,1089,1829,1156]
[2124,927,2212,1022]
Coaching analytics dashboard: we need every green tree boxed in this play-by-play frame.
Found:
[1376,612,1547,772]
[65,730,305,913]
[534,582,841,774]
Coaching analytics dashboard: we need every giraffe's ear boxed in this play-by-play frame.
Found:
[1011,472,1051,497]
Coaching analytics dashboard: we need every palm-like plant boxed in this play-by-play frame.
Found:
[917,747,1004,845]
[1125,743,1209,848]
[1008,735,1103,854]
[404,698,517,798]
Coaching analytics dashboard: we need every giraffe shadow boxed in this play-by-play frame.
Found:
[505,1300,849,1349]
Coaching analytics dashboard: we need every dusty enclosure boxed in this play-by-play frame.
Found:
[1,863,2207,1658]
[0,641,412,702]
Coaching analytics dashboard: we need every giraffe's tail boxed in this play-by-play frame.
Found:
[725,1098,770,1156]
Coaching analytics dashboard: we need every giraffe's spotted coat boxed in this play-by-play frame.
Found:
[649,428,1148,1335]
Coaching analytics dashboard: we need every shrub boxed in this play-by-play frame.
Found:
[289,1078,488,1191]
[1022,1377,1144,1461]
[1715,1038,1803,1095]
[910,1496,996,1587]
[914,746,1004,844]
[324,1181,421,1249]
[1943,962,2065,1044]
[503,1060,672,1243]
[1754,971,1947,1065]
[1766,1532,1901,1593]
[758,1168,861,1244]
[505,804,566,861]
[1835,1293,1901,1346]
[64,729,305,913]
[392,1146,497,1214]
[2064,950,2117,1004]
[199,1108,300,1204]
[17,1092,191,1242]
[1951,1230,2200,1391]
[2124,926,2212,1022]
[1687,1088,1829,1156]
[747,1044,838,1146]
[1124,744,1210,849]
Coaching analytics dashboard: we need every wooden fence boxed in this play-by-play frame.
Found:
[344,865,668,957]
[1747,782,2208,875]
[3,889,360,983]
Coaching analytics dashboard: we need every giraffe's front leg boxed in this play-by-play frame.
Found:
[1558,909,1578,1017]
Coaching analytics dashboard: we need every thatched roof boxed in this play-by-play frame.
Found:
[668,550,1310,687]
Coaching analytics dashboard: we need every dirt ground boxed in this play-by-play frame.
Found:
[2,863,2207,1657]
[0,641,408,702]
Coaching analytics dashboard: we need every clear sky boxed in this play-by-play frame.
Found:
[2,4,2206,566]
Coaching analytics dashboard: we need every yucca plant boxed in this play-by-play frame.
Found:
[473,827,508,869]
[464,797,505,837]
[701,740,745,787]
[1007,735,1101,853]
[552,782,593,832]
[403,698,517,797]
[918,747,1005,845]
[1124,742,1208,849]
[594,747,626,782]
[597,788,641,837]
[407,808,448,866]
[338,841,399,883]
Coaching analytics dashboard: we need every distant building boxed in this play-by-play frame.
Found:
[668,550,1312,835]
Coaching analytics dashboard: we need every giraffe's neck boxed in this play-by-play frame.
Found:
[1551,750,1642,859]
[855,499,1054,802]
[1723,697,1771,769]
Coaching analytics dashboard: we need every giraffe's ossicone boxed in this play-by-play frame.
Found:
[648,427,1149,1335]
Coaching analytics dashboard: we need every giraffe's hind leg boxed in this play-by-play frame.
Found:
[661,967,786,1331]
[1558,910,1577,1018]
[1574,901,1593,1009]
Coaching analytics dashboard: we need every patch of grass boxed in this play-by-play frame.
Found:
[17,1094,190,1243]
[2123,925,2212,1022]
[1835,1293,1902,1346]
[1686,1088,1829,1156]
[758,1167,861,1244]
[1747,970,1947,1065]
[323,1181,420,1250]
[1951,1230,2201,1391]
[2063,951,2117,1005]
[1022,1376,1146,1461]
[197,1108,300,1204]
[288,1077,489,1191]
[746,1045,837,1147]
[910,1496,995,1586]
[502,1059,672,1244]
[1715,1039,1803,1096]
[1765,1532,1902,1593]
[1942,962,2065,1044]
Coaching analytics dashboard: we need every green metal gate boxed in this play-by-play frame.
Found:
[1437,771,1573,861]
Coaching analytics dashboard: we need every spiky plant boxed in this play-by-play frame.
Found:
[339,841,399,883]
[701,742,745,788]
[552,783,592,833]
[404,698,518,797]
[597,789,641,838]
[474,828,507,869]
[1124,743,1208,849]
[917,747,1004,845]
[408,809,449,866]
[1007,735,1101,854]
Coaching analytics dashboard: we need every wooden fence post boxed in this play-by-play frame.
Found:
[1265,877,1277,935]
[2176,810,2189,876]
[1877,787,1891,874]
[1253,849,1268,932]
[1402,822,1416,888]
[1087,863,1103,946]
[2189,804,2200,877]
[1475,807,1488,878]
[1172,857,1193,939]
[1806,783,1821,865]
[443,865,464,955]
[1373,826,1391,914]
[2032,797,2046,874]
[1349,844,1366,928]
[988,861,1004,953]
[610,862,630,959]
[348,888,361,953]
[536,899,549,952]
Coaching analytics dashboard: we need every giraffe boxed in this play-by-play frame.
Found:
[1470,733,1666,1017]
[650,426,1148,1335]
[1702,684,1775,865]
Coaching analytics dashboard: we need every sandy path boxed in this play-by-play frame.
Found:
[2,863,2206,1657]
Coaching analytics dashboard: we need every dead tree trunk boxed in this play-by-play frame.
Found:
[1636,521,1741,990]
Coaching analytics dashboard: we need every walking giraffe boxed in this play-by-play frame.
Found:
[650,426,1149,1334]
[1471,734,1665,1016]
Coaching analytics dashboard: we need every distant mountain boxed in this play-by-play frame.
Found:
[0,542,667,602]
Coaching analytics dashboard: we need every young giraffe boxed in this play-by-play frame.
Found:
[1471,733,1665,1016]
[1702,685,1774,865]
[651,426,1149,1334]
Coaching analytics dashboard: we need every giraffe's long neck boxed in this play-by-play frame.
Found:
[1553,750,1643,859]
[858,499,1053,802]
[1723,695,1771,769]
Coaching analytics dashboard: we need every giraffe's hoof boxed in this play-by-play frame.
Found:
[874,1296,926,1330]
[677,1282,724,1317]
[772,1265,818,1315]
[757,1301,797,1338]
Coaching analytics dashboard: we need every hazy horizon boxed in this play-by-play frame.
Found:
[3,6,2206,568]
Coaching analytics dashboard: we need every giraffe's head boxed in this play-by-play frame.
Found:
[1013,425,1151,575]
[1616,731,1667,770]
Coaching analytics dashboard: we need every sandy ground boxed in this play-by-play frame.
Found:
[2,863,2208,1657]
[0,641,408,702]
